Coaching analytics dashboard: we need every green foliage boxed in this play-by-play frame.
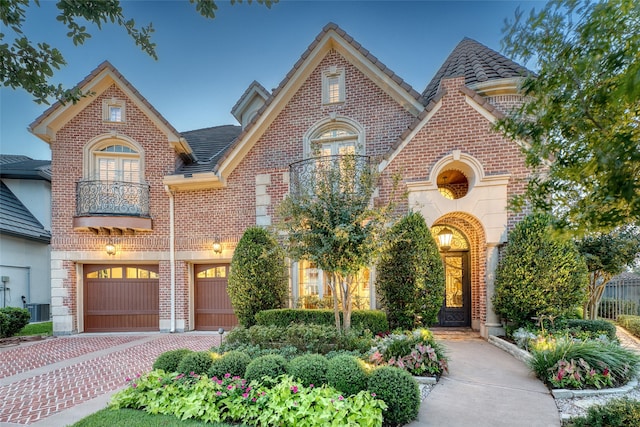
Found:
[244,354,288,386]
[152,349,193,372]
[367,366,420,426]
[255,309,389,334]
[208,351,251,379]
[618,315,640,338]
[287,354,330,387]
[492,214,588,328]
[498,0,640,232]
[220,324,373,355]
[577,228,640,319]
[565,319,617,341]
[529,337,639,388]
[368,329,448,377]
[228,227,288,327]
[176,351,214,375]
[70,407,239,427]
[566,398,640,427]
[0,307,31,338]
[16,321,52,336]
[2,0,277,104]
[278,154,400,331]
[213,342,301,361]
[376,212,445,329]
[110,371,385,427]
[326,355,368,396]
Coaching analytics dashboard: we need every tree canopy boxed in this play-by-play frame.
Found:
[1,0,276,104]
[498,0,640,234]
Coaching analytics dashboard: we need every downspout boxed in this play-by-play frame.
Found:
[164,185,176,333]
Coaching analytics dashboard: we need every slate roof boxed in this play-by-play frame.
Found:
[177,125,242,174]
[0,157,52,181]
[421,37,531,104]
[0,181,51,242]
[0,155,31,165]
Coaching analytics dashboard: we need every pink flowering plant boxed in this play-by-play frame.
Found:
[111,370,386,426]
[368,328,448,377]
[548,358,613,390]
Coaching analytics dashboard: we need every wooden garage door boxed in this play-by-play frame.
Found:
[84,265,159,332]
[195,264,238,330]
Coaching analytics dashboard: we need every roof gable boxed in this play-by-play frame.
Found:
[231,81,270,124]
[422,37,531,104]
[214,22,424,181]
[0,181,50,242]
[29,61,192,157]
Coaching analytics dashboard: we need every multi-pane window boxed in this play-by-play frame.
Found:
[322,68,345,104]
[95,144,140,182]
[103,99,126,122]
[109,106,122,122]
[312,128,357,156]
[196,266,227,278]
[86,266,159,279]
[296,261,371,309]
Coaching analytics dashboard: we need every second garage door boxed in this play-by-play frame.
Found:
[194,264,238,330]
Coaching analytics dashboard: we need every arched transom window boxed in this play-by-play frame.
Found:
[86,138,144,183]
[304,118,364,159]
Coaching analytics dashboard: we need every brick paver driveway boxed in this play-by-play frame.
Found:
[0,333,221,425]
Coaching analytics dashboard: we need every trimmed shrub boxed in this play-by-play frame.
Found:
[208,350,251,379]
[368,366,420,426]
[0,307,31,338]
[567,398,640,427]
[326,355,368,396]
[176,351,214,375]
[565,319,617,340]
[152,349,193,372]
[244,354,288,386]
[492,214,588,328]
[213,342,301,361]
[255,308,389,335]
[287,354,329,387]
[228,227,288,327]
[376,212,445,329]
[618,315,640,338]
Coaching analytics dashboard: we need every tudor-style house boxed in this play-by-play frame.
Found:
[30,23,531,337]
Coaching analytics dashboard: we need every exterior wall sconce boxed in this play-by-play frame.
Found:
[105,241,116,256]
[212,238,222,254]
[437,227,453,252]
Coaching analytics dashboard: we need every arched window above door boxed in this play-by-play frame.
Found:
[84,135,145,183]
[303,117,365,158]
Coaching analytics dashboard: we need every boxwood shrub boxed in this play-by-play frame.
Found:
[326,355,368,396]
[566,398,640,427]
[176,351,214,375]
[368,366,420,426]
[0,307,31,338]
[244,354,288,386]
[208,350,251,379]
[255,308,389,335]
[152,349,193,372]
[287,354,329,387]
[565,319,617,340]
[618,315,640,338]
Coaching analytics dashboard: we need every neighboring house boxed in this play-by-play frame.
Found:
[29,23,532,336]
[0,155,52,320]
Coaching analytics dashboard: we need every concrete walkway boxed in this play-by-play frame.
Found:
[408,333,560,427]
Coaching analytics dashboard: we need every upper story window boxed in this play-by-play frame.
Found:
[312,128,357,156]
[322,66,345,104]
[102,98,126,123]
[84,136,145,184]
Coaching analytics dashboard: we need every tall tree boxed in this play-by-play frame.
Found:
[498,0,640,234]
[278,154,399,331]
[1,0,276,104]
[576,227,640,319]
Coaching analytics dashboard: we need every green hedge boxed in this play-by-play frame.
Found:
[255,309,388,334]
[618,315,640,338]
[565,319,617,340]
[0,307,31,338]
[566,398,640,427]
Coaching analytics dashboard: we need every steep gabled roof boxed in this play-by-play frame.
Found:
[421,37,531,104]
[0,182,50,242]
[29,61,192,157]
[0,157,51,181]
[231,81,270,123]
[177,125,242,175]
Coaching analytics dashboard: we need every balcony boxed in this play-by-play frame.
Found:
[73,180,152,233]
[289,155,373,200]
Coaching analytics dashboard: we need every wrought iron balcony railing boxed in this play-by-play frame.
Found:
[289,155,372,199]
[76,180,151,217]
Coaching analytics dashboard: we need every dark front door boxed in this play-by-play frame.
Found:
[438,252,471,327]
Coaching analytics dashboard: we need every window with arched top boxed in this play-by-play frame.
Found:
[304,118,364,159]
[84,137,145,184]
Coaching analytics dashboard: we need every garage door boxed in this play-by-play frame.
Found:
[84,264,159,332]
[194,264,238,330]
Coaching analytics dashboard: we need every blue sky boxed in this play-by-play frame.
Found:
[0,0,543,160]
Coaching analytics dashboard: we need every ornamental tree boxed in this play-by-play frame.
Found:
[498,0,640,233]
[492,214,588,328]
[228,226,288,327]
[376,212,445,329]
[576,227,640,319]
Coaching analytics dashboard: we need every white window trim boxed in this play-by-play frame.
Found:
[83,134,145,183]
[322,67,345,105]
[303,116,365,158]
[102,98,126,123]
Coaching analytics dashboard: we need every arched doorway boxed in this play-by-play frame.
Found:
[432,225,471,327]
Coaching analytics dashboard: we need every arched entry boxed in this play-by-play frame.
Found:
[432,225,471,327]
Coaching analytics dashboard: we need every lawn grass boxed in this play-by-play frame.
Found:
[70,408,247,427]
[16,321,52,336]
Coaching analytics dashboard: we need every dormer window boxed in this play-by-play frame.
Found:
[103,99,126,123]
[322,67,345,104]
